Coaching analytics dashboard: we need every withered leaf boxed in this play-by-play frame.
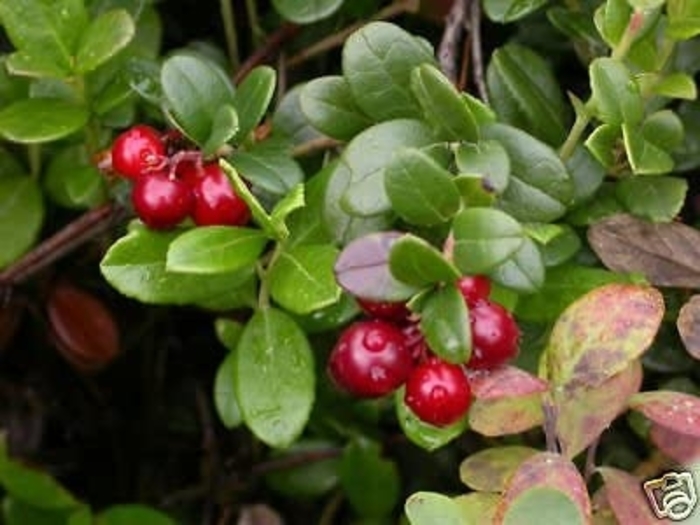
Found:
[588,213,700,287]
[677,295,700,360]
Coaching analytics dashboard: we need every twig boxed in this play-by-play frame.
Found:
[250,447,341,476]
[438,0,469,84]
[469,0,489,102]
[291,136,342,158]
[584,437,600,482]
[319,491,344,525]
[234,23,300,85]
[458,30,471,92]
[542,399,561,454]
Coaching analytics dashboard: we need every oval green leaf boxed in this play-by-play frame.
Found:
[0,99,88,143]
[228,139,304,197]
[233,65,276,142]
[459,446,539,492]
[484,0,548,22]
[388,234,461,287]
[455,140,511,194]
[489,237,545,294]
[272,0,343,23]
[0,175,44,269]
[75,9,135,73]
[589,58,644,126]
[98,505,175,525]
[502,488,585,525]
[213,351,243,429]
[405,491,464,525]
[419,284,471,364]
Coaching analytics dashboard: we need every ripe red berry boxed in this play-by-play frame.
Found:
[131,172,193,230]
[111,125,166,179]
[356,298,410,321]
[468,300,519,370]
[404,360,472,427]
[328,319,413,398]
[190,163,251,226]
[457,275,491,307]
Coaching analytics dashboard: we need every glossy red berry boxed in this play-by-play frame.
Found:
[190,163,251,226]
[356,298,410,321]
[328,320,413,398]
[457,275,491,307]
[111,125,166,179]
[468,300,519,370]
[131,172,193,230]
[405,360,472,427]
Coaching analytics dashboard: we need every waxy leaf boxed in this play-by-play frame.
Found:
[273,85,323,146]
[622,123,674,175]
[419,284,471,364]
[615,176,687,222]
[343,22,436,121]
[213,351,243,429]
[459,446,539,492]
[677,295,700,360]
[300,76,372,140]
[489,237,545,294]
[166,226,268,274]
[232,66,276,142]
[44,145,105,209]
[588,213,700,287]
[596,468,658,525]
[410,63,479,142]
[566,146,606,205]
[484,0,548,22]
[629,390,700,437]
[269,244,341,315]
[486,44,568,146]
[0,99,88,143]
[589,58,644,126]
[388,234,461,287]
[229,139,305,197]
[0,175,43,269]
[455,140,510,194]
[452,207,524,275]
[483,124,573,222]
[541,283,665,389]
[384,147,461,225]
[215,318,244,352]
[468,366,548,436]
[264,440,340,499]
[234,308,315,448]
[334,231,421,302]
[272,0,343,23]
[201,105,238,157]
[405,492,464,525]
[75,9,135,73]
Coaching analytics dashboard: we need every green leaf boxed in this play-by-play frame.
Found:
[622,123,675,175]
[486,44,568,146]
[565,146,606,205]
[653,72,698,99]
[340,439,400,518]
[0,175,44,269]
[342,22,436,121]
[405,492,464,525]
[228,139,304,197]
[388,234,460,287]
[264,440,340,499]
[161,53,235,146]
[340,119,437,217]
[287,165,332,247]
[201,104,239,157]
[584,124,622,169]
[502,488,585,525]
[594,0,632,46]
[0,438,79,510]
[290,292,360,334]
[3,497,76,525]
[539,226,581,267]
[270,183,305,236]
[234,308,315,448]
[100,228,255,305]
[589,58,644,126]
[272,0,343,23]
[460,446,539,492]
[0,99,88,143]
[215,318,244,352]
[484,0,548,22]
[489,237,545,293]
[455,141,510,194]
[410,64,479,142]
[213,351,243,429]
[384,148,461,226]
[484,123,573,222]
[44,145,106,209]
[268,244,341,315]
[641,110,684,152]
[452,207,524,274]
[75,9,135,73]
[166,226,268,274]
[419,284,471,364]
[616,176,687,222]
[300,76,372,140]
[98,505,175,525]
[233,66,276,142]
[273,85,324,146]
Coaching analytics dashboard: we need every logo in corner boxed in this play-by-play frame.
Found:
[643,471,698,522]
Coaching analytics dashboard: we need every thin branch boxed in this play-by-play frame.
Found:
[291,136,342,158]
[584,437,600,482]
[542,399,561,454]
[234,22,300,85]
[469,0,489,102]
[438,0,469,84]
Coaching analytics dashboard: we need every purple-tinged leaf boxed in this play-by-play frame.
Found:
[677,295,700,360]
[596,468,658,525]
[629,391,700,437]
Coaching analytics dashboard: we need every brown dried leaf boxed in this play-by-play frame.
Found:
[596,467,658,525]
[629,390,700,437]
[588,213,700,287]
[47,281,120,373]
[650,424,700,464]
[459,446,539,492]
[677,295,700,360]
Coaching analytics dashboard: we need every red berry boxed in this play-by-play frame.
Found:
[111,125,166,179]
[131,172,193,230]
[328,320,413,398]
[190,163,251,226]
[404,360,472,427]
[468,300,519,370]
[457,275,491,307]
[356,298,410,321]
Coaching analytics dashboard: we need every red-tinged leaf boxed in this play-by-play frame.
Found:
[494,452,591,523]
[629,391,700,437]
[467,367,548,436]
[650,424,700,464]
[459,446,539,492]
[541,284,664,389]
[454,493,499,523]
[556,360,643,459]
[596,468,658,525]
[47,281,120,373]
[677,295,700,360]
[334,231,421,302]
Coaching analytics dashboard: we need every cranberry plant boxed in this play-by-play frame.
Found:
[0,0,697,523]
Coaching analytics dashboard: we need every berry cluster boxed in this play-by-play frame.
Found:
[328,276,519,427]
[108,125,250,230]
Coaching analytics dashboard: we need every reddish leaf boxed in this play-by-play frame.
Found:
[459,446,539,492]
[591,488,618,525]
[47,281,120,373]
[494,452,591,523]
[596,467,658,525]
[333,231,419,302]
[556,360,643,459]
[677,295,700,360]
[629,391,700,437]
[467,367,547,436]
[650,424,700,464]
[541,283,664,389]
